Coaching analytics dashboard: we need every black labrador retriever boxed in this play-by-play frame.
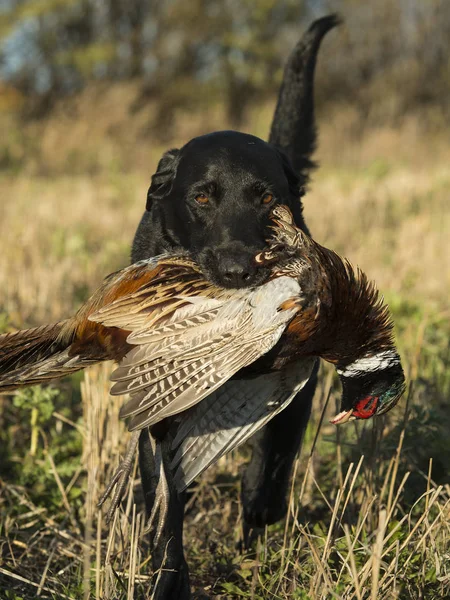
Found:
[130,15,339,599]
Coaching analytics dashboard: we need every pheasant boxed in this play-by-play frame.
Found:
[0,205,405,532]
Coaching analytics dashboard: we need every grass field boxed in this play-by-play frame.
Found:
[0,100,449,599]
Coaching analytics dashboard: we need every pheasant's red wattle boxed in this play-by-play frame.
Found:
[353,396,379,419]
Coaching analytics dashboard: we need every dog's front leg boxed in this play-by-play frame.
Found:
[139,429,191,600]
[241,360,319,542]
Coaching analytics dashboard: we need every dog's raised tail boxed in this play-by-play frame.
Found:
[0,320,95,392]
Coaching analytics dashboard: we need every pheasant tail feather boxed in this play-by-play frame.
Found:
[0,320,96,391]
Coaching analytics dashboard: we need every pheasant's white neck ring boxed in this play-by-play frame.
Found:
[337,349,400,377]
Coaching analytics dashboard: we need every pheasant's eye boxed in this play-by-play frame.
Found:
[262,193,274,205]
[195,194,209,205]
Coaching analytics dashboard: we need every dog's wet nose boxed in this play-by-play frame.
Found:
[223,263,251,286]
[219,254,258,288]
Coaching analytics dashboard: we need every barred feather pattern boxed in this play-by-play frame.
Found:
[90,276,302,431]
[0,321,90,391]
[170,357,316,491]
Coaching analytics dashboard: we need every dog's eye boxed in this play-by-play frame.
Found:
[261,193,274,205]
[195,194,209,205]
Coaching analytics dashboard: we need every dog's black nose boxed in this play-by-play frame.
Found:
[219,253,258,288]
[223,263,252,286]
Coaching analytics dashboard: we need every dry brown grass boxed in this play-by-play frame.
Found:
[0,102,449,599]
[1,364,449,599]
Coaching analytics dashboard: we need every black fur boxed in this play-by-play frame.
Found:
[132,15,340,599]
[269,14,341,173]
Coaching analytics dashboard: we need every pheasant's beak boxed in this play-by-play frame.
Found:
[253,241,293,267]
[330,395,380,425]
[330,409,356,425]
[253,248,279,266]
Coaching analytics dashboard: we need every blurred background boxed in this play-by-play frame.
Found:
[1,0,450,168]
[0,1,449,599]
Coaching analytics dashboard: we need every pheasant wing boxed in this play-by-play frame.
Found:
[90,275,302,430]
[170,357,316,491]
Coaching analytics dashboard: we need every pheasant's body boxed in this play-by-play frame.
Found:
[0,206,405,498]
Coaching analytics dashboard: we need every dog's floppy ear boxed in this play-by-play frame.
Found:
[146,148,180,210]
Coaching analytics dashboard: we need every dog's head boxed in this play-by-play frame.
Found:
[146,130,311,288]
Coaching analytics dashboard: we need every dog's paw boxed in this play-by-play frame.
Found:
[239,493,288,551]
[242,490,288,529]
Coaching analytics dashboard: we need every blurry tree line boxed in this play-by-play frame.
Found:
[0,0,449,131]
